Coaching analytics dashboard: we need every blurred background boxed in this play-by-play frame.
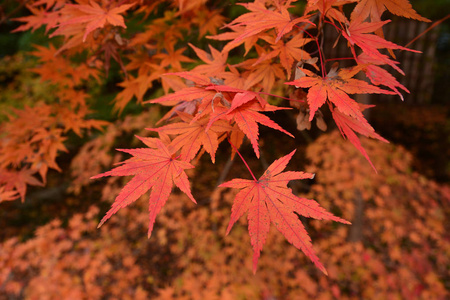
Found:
[0,1,449,299]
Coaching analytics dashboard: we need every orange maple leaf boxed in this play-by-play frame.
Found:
[54,1,134,42]
[12,5,59,33]
[253,34,313,76]
[189,43,228,76]
[286,65,395,122]
[150,112,233,163]
[220,150,350,274]
[0,169,43,202]
[306,0,357,24]
[0,186,20,203]
[192,8,227,37]
[92,138,196,237]
[350,0,430,23]
[114,75,153,114]
[153,42,194,71]
[223,1,313,49]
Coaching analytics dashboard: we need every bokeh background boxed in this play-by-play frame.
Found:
[0,1,449,299]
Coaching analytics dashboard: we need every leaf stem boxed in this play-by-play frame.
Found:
[227,137,257,181]
[325,57,354,63]
[256,91,305,103]
[295,24,326,78]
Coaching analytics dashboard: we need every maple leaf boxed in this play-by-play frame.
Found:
[192,8,227,37]
[237,45,285,92]
[149,112,233,163]
[350,0,430,23]
[208,25,263,55]
[153,42,194,71]
[254,34,313,75]
[306,0,357,24]
[220,150,350,274]
[223,0,313,49]
[207,101,293,158]
[342,18,420,67]
[188,43,228,76]
[331,105,388,170]
[149,83,215,107]
[12,5,59,33]
[54,1,134,42]
[357,53,409,100]
[114,75,153,114]
[221,66,248,89]
[0,169,43,202]
[91,138,196,237]
[0,186,19,203]
[286,64,395,122]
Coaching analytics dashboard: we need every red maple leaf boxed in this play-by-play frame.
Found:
[220,150,350,274]
[207,101,293,158]
[342,18,420,68]
[253,34,313,75]
[91,138,196,237]
[331,105,388,170]
[349,0,430,51]
[286,65,395,122]
[356,53,409,100]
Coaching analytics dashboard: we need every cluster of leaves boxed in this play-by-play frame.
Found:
[2,0,431,274]
[1,131,448,298]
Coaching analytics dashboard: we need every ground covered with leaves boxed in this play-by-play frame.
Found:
[1,107,449,299]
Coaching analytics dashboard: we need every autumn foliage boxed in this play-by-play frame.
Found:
[1,0,447,296]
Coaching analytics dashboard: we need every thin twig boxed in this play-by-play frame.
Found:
[405,14,450,48]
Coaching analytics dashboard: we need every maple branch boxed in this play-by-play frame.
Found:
[323,20,342,34]
[227,137,257,181]
[256,91,305,103]
[295,24,326,78]
[0,0,33,24]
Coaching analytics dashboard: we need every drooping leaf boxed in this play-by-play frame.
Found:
[342,18,421,68]
[220,150,350,274]
[357,53,409,100]
[208,101,293,158]
[331,105,388,171]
